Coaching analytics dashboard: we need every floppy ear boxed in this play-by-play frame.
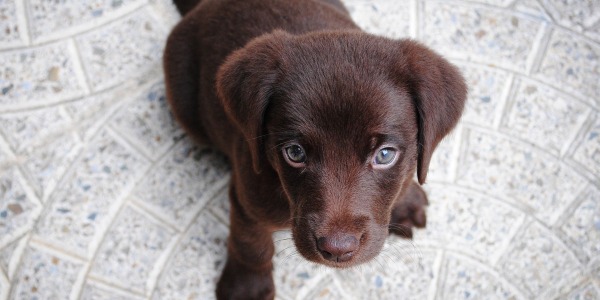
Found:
[394,40,467,184]
[216,31,289,174]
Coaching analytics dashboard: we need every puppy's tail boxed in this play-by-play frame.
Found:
[173,0,203,16]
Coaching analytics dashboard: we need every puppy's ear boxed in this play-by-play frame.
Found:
[394,40,467,184]
[216,31,289,173]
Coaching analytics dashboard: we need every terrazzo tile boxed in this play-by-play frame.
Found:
[302,277,353,300]
[457,128,587,225]
[0,0,26,48]
[501,77,589,155]
[559,186,600,263]
[19,133,81,200]
[0,271,8,300]
[0,41,86,109]
[498,221,580,297]
[0,236,26,279]
[457,63,510,127]
[427,132,458,182]
[152,211,228,300]
[34,129,148,257]
[0,106,71,153]
[543,0,600,30]
[466,0,515,6]
[535,28,600,106]
[133,138,229,230]
[421,1,542,72]
[344,0,412,39]
[109,81,182,160]
[561,282,600,300]
[439,254,524,300]
[75,8,167,91]
[571,115,600,178]
[333,244,437,299]
[27,0,146,43]
[421,185,524,262]
[272,231,331,300]
[80,281,146,300]
[9,246,84,300]
[148,0,181,30]
[64,86,132,140]
[90,205,177,295]
[0,168,41,248]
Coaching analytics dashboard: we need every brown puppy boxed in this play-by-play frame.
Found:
[164,0,467,298]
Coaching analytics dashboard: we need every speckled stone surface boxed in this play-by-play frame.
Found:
[1,0,599,299]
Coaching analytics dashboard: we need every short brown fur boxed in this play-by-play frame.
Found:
[164,0,467,299]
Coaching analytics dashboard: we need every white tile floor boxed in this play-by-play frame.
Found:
[1,0,599,299]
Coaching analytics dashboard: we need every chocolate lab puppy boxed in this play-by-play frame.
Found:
[164,0,467,298]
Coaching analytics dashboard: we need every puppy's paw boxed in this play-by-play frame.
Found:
[217,258,275,300]
[389,181,428,239]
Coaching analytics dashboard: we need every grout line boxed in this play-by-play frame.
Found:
[0,266,8,300]
[428,249,445,300]
[410,0,419,39]
[562,112,597,159]
[68,38,92,96]
[78,278,147,300]
[492,73,515,130]
[446,124,464,183]
[7,234,30,280]
[525,22,552,76]
[15,0,31,46]
[27,238,87,263]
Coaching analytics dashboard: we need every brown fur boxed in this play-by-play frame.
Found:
[164,0,467,298]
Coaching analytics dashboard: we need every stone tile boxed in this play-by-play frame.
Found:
[9,246,84,300]
[333,244,437,299]
[457,128,587,225]
[0,106,71,154]
[64,86,131,140]
[0,0,26,48]
[133,138,229,230]
[501,77,589,155]
[344,0,412,39]
[467,0,515,6]
[498,221,580,296]
[560,186,600,263]
[421,1,542,72]
[109,81,182,160]
[27,0,146,43]
[75,9,167,91]
[19,133,81,200]
[34,129,148,257]
[0,168,41,248]
[544,0,600,30]
[427,132,458,182]
[561,282,600,300]
[0,41,86,109]
[207,186,231,226]
[90,205,177,295]
[303,277,353,300]
[535,29,600,106]
[421,185,524,262]
[152,211,228,300]
[439,254,525,300]
[0,236,26,279]
[148,0,181,30]
[457,63,510,127]
[571,115,600,178]
[80,281,145,300]
[272,231,331,299]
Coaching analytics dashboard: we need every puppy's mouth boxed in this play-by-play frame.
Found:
[290,221,387,268]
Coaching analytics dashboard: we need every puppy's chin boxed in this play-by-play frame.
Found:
[290,224,388,268]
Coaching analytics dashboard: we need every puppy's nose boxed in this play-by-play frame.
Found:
[316,234,359,262]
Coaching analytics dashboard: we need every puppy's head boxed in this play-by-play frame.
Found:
[217,31,466,267]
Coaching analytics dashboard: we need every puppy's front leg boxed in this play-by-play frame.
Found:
[217,185,275,300]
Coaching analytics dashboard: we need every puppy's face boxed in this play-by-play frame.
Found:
[217,31,467,268]
[264,76,418,267]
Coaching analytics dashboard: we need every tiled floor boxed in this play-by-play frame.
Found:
[1,0,599,299]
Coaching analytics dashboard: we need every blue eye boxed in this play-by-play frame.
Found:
[284,144,306,165]
[374,147,397,165]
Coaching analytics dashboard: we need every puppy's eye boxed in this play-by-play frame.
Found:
[283,144,306,167]
[373,147,398,168]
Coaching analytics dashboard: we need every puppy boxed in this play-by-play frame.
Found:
[163,0,467,298]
